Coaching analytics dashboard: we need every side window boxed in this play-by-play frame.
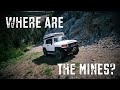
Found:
[46,38,52,44]
[54,38,58,43]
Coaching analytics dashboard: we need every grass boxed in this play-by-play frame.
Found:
[65,75,70,79]
[0,44,32,63]
[0,53,25,69]
[75,62,80,70]
[43,66,52,76]
[0,48,24,62]
[30,52,42,59]
[0,50,42,70]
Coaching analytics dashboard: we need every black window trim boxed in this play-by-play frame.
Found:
[45,38,52,44]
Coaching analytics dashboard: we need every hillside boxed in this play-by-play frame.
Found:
[0,11,120,79]
[0,35,120,79]
[45,11,120,46]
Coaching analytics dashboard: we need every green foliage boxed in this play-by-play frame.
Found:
[30,52,41,60]
[0,48,24,62]
[9,48,24,59]
[75,62,80,67]
[0,11,50,63]
[43,67,52,76]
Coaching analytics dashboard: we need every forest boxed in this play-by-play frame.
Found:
[0,11,57,62]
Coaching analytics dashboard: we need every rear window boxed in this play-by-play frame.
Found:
[45,38,52,44]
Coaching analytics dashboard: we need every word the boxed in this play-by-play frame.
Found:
[57,63,115,75]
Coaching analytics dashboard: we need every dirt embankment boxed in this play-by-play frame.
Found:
[0,36,120,79]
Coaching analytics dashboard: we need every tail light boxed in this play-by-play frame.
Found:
[61,44,67,48]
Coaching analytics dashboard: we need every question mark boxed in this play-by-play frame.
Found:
[110,63,115,75]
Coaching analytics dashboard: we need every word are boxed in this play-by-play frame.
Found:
[57,63,115,75]
[6,17,63,28]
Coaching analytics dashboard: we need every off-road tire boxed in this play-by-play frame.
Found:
[55,49,64,60]
[43,48,48,56]
[73,47,79,55]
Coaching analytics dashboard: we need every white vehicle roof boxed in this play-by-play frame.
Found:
[43,32,64,39]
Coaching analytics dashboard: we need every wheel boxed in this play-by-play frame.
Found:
[73,47,79,55]
[43,49,48,56]
[55,49,64,60]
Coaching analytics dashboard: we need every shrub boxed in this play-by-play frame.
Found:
[0,48,24,62]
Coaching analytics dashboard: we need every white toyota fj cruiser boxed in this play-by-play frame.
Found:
[42,32,79,60]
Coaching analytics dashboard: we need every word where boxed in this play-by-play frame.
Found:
[6,17,63,28]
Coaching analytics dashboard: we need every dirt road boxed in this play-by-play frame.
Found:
[0,37,120,79]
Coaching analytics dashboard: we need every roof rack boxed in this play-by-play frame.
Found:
[43,32,64,39]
